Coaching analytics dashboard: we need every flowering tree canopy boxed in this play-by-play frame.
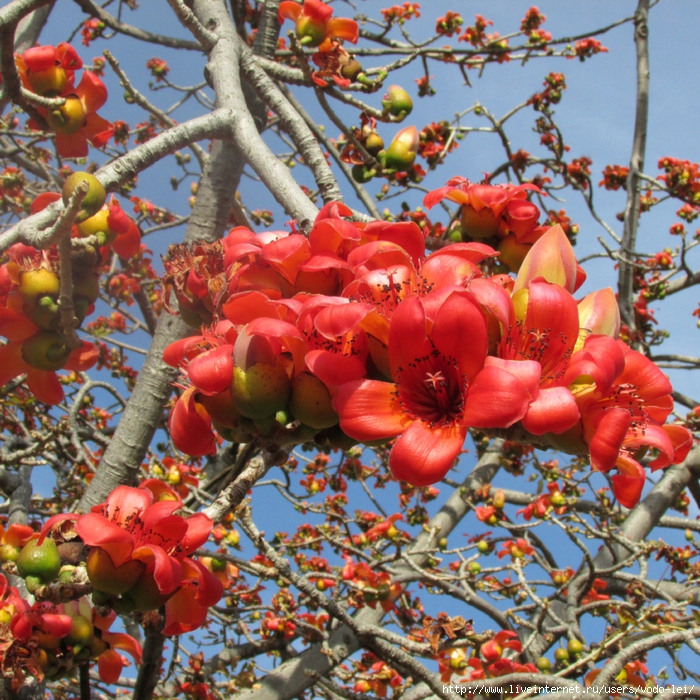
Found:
[0,1,699,700]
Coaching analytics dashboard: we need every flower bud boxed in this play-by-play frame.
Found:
[232,329,291,420]
[62,171,106,222]
[383,126,418,170]
[46,96,86,135]
[382,85,413,120]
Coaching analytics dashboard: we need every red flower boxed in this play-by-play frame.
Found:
[517,482,567,521]
[565,335,693,508]
[480,630,522,662]
[278,0,358,50]
[16,43,82,96]
[18,44,113,158]
[424,177,541,242]
[437,648,469,682]
[48,70,113,157]
[334,291,536,486]
[497,538,535,561]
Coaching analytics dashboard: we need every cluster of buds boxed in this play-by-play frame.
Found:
[348,125,421,184]
[163,186,691,509]
[342,558,402,612]
[15,43,113,158]
[658,156,700,203]
[3,591,141,686]
[1,531,141,686]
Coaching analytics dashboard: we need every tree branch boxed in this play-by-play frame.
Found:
[71,0,202,51]
[617,0,650,333]
[192,0,319,231]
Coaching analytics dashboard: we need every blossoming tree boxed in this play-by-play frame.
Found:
[0,1,699,699]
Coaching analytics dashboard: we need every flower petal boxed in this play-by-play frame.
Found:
[431,291,488,383]
[389,421,466,486]
[169,387,217,457]
[610,473,645,510]
[524,279,580,378]
[64,341,99,371]
[162,584,208,636]
[181,558,224,607]
[462,364,533,428]
[98,648,124,684]
[514,224,578,293]
[26,369,64,405]
[111,221,141,259]
[83,112,114,148]
[388,295,432,382]
[131,545,182,595]
[101,631,142,664]
[305,349,366,393]
[334,379,408,441]
[522,386,580,435]
[187,345,234,395]
[278,1,303,22]
[180,513,215,556]
[327,17,359,43]
[55,132,88,159]
[588,408,630,473]
[75,70,108,112]
[75,515,135,568]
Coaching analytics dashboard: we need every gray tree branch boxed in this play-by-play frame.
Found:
[617,0,650,333]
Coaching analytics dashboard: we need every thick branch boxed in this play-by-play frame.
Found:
[77,139,242,511]
[12,0,53,52]
[239,41,343,204]
[0,0,51,30]
[192,0,319,231]
[617,0,650,332]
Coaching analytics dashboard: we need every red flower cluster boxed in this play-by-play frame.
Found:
[16,43,113,158]
[460,14,493,47]
[435,12,463,37]
[599,164,629,191]
[0,183,144,404]
[658,156,700,203]
[40,480,223,636]
[343,558,402,612]
[32,191,141,261]
[419,122,459,167]
[528,71,566,110]
[568,38,609,62]
[0,247,99,405]
[567,156,593,189]
[146,57,170,82]
[521,7,551,46]
[381,3,421,24]
[163,190,691,509]
[517,482,567,521]
[438,631,537,683]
